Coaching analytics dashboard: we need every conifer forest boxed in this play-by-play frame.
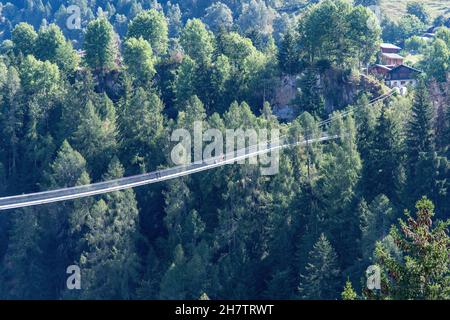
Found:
[0,0,449,300]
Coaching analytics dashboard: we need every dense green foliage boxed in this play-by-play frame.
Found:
[0,0,448,300]
[373,197,449,299]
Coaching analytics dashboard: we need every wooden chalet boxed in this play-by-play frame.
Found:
[384,64,422,88]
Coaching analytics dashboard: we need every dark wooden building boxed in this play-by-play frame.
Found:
[384,64,422,88]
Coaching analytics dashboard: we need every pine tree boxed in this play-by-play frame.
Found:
[47,140,86,188]
[37,141,89,299]
[135,246,162,299]
[354,95,379,198]
[178,95,207,128]
[264,156,297,298]
[182,241,211,299]
[80,158,140,299]
[34,23,79,73]
[212,157,273,298]
[0,66,23,183]
[174,56,198,108]
[298,233,340,300]
[127,9,169,56]
[374,197,450,299]
[180,19,215,66]
[341,279,357,300]
[119,87,165,172]
[159,244,187,299]
[199,292,210,300]
[19,114,56,190]
[84,17,118,72]
[209,54,231,113]
[359,195,394,264]
[406,81,434,163]
[296,68,324,118]
[160,235,211,300]
[316,115,361,267]
[405,81,436,204]
[11,22,37,56]
[369,105,403,202]
[355,94,379,132]
[163,177,193,249]
[72,99,117,178]
[278,30,300,75]
[166,2,182,38]
[59,73,97,139]
[67,172,94,256]
[0,208,48,299]
[123,37,156,84]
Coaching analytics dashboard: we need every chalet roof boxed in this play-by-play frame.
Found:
[386,64,422,80]
[380,43,401,50]
[372,64,392,71]
[382,53,404,59]
[388,64,422,74]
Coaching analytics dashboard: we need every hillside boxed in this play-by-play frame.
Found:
[381,0,450,21]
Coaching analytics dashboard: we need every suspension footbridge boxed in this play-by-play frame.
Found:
[0,90,395,210]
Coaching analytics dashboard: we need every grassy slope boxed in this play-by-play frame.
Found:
[380,0,450,21]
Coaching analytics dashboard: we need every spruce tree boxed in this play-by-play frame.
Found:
[406,81,434,162]
[354,95,380,200]
[370,106,402,202]
[72,99,117,178]
[127,9,169,56]
[34,23,79,73]
[0,208,48,299]
[159,244,187,299]
[174,56,198,108]
[38,141,89,298]
[80,158,140,299]
[316,115,361,267]
[0,66,23,183]
[119,87,165,172]
[359,195,394,264]
[341,279,357,300]
[405,81,436,204]
[179,19,215,66]
[59,73,96,139]
[123,37,156,84]
[375,197,450,299]
[296,68,324,118]
[84,17,118,71]
[11,22,37,56]
[278,30,300,75]
[47,140,87,188]
[298,233,340,300]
